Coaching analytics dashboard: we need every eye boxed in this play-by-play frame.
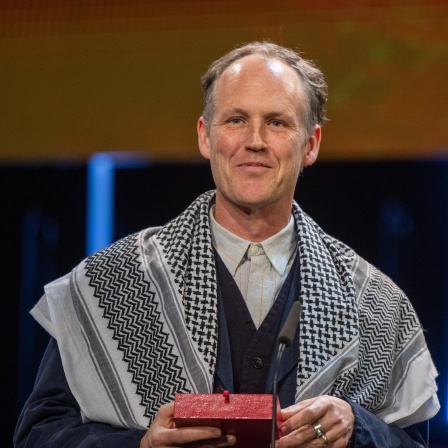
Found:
[228,117,243,124]
[269,119,285,127]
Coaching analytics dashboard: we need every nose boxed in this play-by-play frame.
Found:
[245,122,267,152]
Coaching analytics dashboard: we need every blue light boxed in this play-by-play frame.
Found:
[86,151,150,255]
[86,153,115,255]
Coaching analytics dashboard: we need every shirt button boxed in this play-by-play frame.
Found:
[252,357,264,369]
[250,244,260,255]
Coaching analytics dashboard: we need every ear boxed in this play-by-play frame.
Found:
[197,117,211,160]
[302,125,321,167]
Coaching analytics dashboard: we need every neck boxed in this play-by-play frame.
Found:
[213,193,292,242]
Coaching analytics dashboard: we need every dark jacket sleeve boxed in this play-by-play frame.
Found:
[14,338,147,448]
[348,399,428,448]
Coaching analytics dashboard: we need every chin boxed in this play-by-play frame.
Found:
[218,185,283,210]
[233,194,275,210]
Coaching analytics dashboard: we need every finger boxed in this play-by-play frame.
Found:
[276,428,324,448]
[315,422,353,448]
[281,397,315,419]
[308,419,349,448]
[276,424,314,447]
[279,415,330,447]
[280,405,326,436]
[182,434,237,448]
[153,402,176,429]
[153,425,224,447]
[280,421,316,439]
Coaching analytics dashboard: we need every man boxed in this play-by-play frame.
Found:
[15,41,439,447]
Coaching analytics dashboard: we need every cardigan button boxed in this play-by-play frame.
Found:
[252,356,264,369]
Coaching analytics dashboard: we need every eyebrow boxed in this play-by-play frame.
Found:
[222,107,292,119]
[222,107,248,116]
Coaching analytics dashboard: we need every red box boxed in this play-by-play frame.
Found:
[174,392,282,448]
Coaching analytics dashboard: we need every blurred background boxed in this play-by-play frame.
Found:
[1,0,447,446]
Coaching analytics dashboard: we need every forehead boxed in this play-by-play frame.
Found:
[214,54,304,106]
[224,54,294,79]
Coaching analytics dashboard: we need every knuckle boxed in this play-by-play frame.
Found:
[150,434,163,446]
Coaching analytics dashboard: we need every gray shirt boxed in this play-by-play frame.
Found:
[209,209,297,328]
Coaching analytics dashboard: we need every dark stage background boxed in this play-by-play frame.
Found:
[2,160,448,446]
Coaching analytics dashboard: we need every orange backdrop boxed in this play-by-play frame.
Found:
[1,0,447,163]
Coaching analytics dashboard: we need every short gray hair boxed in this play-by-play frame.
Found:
[201,41,328,136]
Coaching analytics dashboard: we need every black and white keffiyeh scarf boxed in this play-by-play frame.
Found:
[31,191,439,429]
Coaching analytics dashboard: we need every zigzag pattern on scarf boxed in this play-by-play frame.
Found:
[156,191,218,374]
[84,233,186,419]
[352,266,420,411]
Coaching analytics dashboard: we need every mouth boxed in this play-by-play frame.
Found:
[237,162,271,169]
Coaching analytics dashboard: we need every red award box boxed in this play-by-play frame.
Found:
[173,391,282,448]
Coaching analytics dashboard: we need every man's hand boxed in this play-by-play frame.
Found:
[140,402,237,448]
[276,396,354,448]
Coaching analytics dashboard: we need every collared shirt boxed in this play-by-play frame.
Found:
[210,208,297,328]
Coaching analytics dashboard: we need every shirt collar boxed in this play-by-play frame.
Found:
[262,215,297,274]
[209,207,297,276]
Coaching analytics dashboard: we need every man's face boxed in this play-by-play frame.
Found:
[198,54,320,217]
